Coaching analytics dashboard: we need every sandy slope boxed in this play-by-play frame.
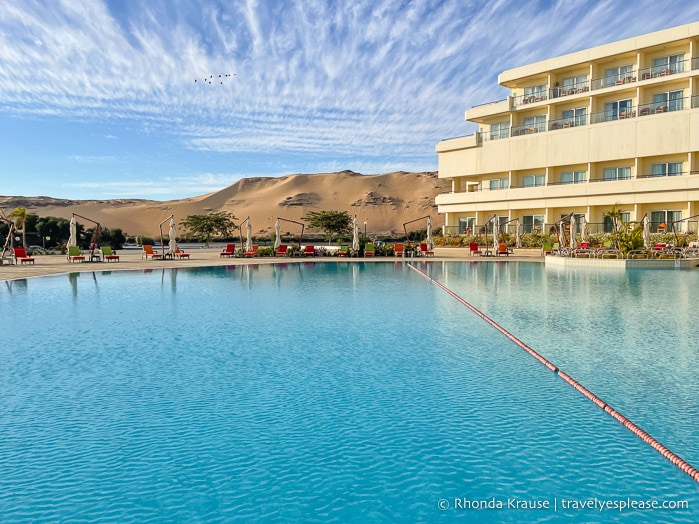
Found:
[1,171,449,237]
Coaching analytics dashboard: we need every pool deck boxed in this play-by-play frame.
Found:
[0,247,544,281]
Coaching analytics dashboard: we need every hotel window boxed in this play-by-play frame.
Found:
[523,174,545,187]
[523,115,546,132]
[562,75,588,92]
[653,54,684,76]
[604,99,633,121]
[458,217,476,234]
[522,215,544,234]
[651,162,683,177]
[561,171,586,184]
[603,167,631,181]
[562,107,587,126]
[490,121,509,140]
[653,90,683,112]
[604,64,634,87]
[604,212,631,233]
[523,84,546,102]
[489,178,509,190]
[651,210,682,231]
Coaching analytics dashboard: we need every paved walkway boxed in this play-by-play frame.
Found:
[0,247,544,282]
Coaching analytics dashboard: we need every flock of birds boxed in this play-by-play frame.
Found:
[195,73,236,85]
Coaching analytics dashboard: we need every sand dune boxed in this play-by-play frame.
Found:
[1,170,448,238]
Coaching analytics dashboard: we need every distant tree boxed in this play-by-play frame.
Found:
[180,212,238,246]
[35,216,71,248]
[303,210,352,243]
[8,207,38,247]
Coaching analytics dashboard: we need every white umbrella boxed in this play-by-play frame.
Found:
[67,216,77,248]
[274,218,281,250]
[426,216,433,250]
[515,220,522,248]
[642,215,651,249]
[246,220,252,252]
[581,217,588,243]
[492,215,498,253]
[569,214,577,249]
[558,220,566,248]
[352,215,360,255]
[168,216,177,254]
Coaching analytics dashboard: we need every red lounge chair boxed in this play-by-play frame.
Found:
[394,243,404,256]
[275,244,288,256]
[174,247,190,259]
[302,245,315,257]
[142,245,163,260]
[13,246,35,265]
[469,242,483,256]
[244,244,259,257]
[220,244,235,257]
[419,243,434,257]
[497,242,511,256]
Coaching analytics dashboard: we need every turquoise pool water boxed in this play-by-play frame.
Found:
[0,262,697,522]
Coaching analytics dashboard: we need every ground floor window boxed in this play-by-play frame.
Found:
[458,217,476,234]
[651,210,682,232]
[522,215,544,234]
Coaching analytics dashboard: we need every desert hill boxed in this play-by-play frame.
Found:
[0,171,449,238]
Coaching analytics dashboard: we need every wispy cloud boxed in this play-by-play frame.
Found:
[1,1,698,199]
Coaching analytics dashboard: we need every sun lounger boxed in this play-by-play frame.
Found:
[244,244,259,257]
[420,243,434,257]
[337,245,349,256]
[220,243,235,257]
[174,247,190,259]
[67,246,85,263]
[100,246,120,262]
[142,245,163,260]
[469,242,482,256]
[13,246,35,265]
[364,243,375,257]
[275,244,288,256]
[394,243,404,256]
[302,245,315,257]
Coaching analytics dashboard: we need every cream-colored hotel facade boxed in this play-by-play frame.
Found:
[435,22,699,237]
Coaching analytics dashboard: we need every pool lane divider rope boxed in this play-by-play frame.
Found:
[407,263,699,484]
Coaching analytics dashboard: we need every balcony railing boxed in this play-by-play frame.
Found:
[513,92,548,108]
[590,71,637,91]
[548,116,587,130]
[511,123,545,136]
[447,170,699,195]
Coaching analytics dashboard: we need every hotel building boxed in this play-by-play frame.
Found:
[435,22,699,236]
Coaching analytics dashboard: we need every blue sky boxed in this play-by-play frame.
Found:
[1,1,698,200]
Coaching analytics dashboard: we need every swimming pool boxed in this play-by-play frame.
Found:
[0,262,697,522]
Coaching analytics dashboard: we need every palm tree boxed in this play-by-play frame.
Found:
[8,207,28,248]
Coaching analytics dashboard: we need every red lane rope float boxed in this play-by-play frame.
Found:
[407,263,699,484]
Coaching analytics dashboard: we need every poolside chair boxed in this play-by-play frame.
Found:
[100,246,120,262]
[302,245,315,257]
[275,244,288,257]
[142,245,163,260]
[469,242,482,256]
[220,243,235,257]
[364,243,375,257]
[419,242,434,257]
[244,244,259,257]
[67,246,86,263]
[13,246,35,265]
[394,243,405,257]
[541,242,552,256]
[337,245,350,256]
[174,247,190,259]
[497,242,512,256]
